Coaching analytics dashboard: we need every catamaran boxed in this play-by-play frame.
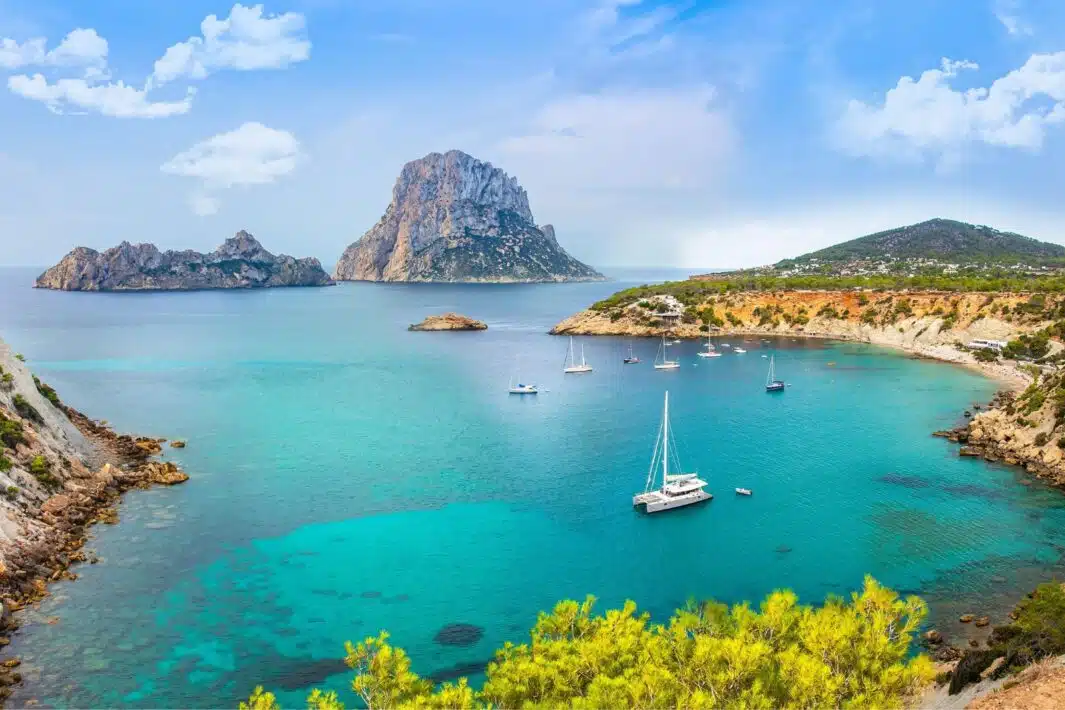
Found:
[654,335,680,370]
[765,355,785,392]
[623,343,640,364]
[633,391,712,513]
[697,334,722,358]
[563,337,593,374]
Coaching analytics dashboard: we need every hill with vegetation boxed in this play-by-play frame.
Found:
[778,219,1065,270]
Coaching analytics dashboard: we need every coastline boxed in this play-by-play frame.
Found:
[549,314,1032,391]
[0,340,188,702]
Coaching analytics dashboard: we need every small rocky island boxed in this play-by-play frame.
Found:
[408,313,487,331]
[35,231,333,291]
[334,150,603,283]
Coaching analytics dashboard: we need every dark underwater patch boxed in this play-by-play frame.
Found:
[878,473,932,489]
[360,590,382,599]
[428,659,492,684]
[257,656,349,691]
[434,623,484,647]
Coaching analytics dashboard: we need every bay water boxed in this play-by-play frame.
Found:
[1,268,1063,707]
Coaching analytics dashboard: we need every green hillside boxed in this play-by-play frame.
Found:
[782,218,1065,266]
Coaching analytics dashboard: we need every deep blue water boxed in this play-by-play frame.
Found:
[1,267,1064,708]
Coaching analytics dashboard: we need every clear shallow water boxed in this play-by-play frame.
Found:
[1,267,1064,708]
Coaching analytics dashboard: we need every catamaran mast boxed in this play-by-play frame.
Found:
[662,391,669,482]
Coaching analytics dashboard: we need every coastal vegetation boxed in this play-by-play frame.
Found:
[242,576,934,709]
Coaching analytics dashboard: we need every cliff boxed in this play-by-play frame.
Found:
[0,337,187,697]
[334,150,603,283]
[35,231,333,291]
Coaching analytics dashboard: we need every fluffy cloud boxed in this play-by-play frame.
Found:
[161,122,302,214]
[837,54,1065,164]
[0,28,108,73]
[7,75,194,117]
[499,86,731,190]
[3,5,309,118]
[150,4,310,88]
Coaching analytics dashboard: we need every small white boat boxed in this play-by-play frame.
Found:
[761,354,768,358]
[721,343,731,348]
[697,334,722,358]
[734,347,747,354]
[654,335,680,370]
[623,342,640,364]
[670,339,682,345]
[735,487,752,496]
[563,337,593,374]
[508,357,538,394]
[633,391,712,513]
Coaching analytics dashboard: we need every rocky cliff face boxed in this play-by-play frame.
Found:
[334,150,603,283]
[35,231,333,291]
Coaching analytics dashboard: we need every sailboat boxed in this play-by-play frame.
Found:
[654,334,680,370]
[623,343,640,364]
[563,337,593,374]
[633,391,712,513]
[765,355,785,392]
[508,357,538,394]
[697,333,722,358]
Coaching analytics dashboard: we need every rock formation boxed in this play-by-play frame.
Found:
[334,150,603,283]
[0,337,188,697]
[408,313,488,331]
[35,231,333,291]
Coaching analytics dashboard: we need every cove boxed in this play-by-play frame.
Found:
[1,269,1064,708]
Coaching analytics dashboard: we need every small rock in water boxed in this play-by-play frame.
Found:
[990,575,1007,584]
[433,623,484,648]
[959,614,975,623]
[925,630,944,645]
[968,639,980,648]
[974,616,990,627]
[360,591,382,599]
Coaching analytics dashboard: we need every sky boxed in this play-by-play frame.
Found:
[2,0,1065,269]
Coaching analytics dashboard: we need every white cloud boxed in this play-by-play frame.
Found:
[837,54,1065,165]
[161,122,302,214]
[994,0,1033,36]
[7,74,194,117]
[0,28,107,73]
[150,3,310,88]
[499,86,732,191]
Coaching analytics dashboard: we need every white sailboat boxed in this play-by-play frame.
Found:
[697,333,722,358]
[623,342,640,364]
[654,334,680,370]
[633,391,712,513]
[563,337,593,374]
[765,355,785,392]
[508,357,538,394]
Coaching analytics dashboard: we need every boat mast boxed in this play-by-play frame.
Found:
[767,355,774,385]
[662,391,669,483]
[569,337,575,367]
[581,343,586,367]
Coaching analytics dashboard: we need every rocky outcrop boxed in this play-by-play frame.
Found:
[0,337,188,701]
[35,231,333,291]
[334,150,603,283]
[408,313,488,331]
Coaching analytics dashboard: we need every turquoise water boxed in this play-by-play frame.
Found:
[1,268,1064,707]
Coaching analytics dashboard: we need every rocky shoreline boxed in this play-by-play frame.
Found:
[0,340,188,702]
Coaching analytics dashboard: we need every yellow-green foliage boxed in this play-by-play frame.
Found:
[243,576,933,709]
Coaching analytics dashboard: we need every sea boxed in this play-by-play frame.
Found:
[0,266,1064,708]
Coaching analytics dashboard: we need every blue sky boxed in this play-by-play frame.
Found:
[2,0,1065,268]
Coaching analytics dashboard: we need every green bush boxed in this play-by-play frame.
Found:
[0,414,24,449]
[33,376,60,407]
[861,308,878,325]
[13,394,43,424]
[973,348,999,362]
[3,485,17,501]
[244,577,934,710]
[29,455,60,490]
[1035,432,1050,447]
[725,311,742,327]
[858,294,869,306]
[0,455,10,473]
